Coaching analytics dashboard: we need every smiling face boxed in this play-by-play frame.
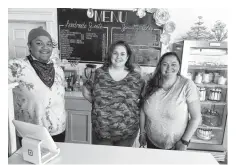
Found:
[28,36,53,63]
[110,45,129,68]
[161,55,180,78]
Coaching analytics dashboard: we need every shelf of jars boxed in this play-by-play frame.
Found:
[186,70,228,106]
[187,71,227,87]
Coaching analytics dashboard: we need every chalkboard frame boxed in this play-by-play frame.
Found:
[57,8,163,67]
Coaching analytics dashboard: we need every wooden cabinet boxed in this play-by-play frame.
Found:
[65,92,92,144]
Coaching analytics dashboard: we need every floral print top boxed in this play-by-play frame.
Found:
[85,67,145,141]
[8,57,66,136]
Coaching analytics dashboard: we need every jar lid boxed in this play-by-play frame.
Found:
[86,64,97,68]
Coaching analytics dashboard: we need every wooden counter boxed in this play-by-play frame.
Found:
[8,142,219,164]
[64,91,92,144]
[65,91,85,99]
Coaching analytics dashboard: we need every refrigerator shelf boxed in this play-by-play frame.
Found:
[198,124,223,130]
[200,101,226,105]
[196,83,227,89]
[188,65,227,71]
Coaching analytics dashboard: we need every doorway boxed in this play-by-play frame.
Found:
[8,21,46,59]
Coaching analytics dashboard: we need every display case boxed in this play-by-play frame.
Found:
[172,40,227,162]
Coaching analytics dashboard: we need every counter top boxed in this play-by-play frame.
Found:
[8,142,219,164]
[65,91,84,99]
[8,82,19,89]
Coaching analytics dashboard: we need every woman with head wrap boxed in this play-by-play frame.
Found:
[8,27,66,145]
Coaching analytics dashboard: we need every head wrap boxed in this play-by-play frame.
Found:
[28,26,52,44]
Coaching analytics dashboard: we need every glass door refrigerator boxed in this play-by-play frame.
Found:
[172,40,228,163]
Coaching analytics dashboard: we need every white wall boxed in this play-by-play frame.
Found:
[8,8,58,42]
[168,8,229,42]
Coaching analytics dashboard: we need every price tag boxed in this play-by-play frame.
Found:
[209,42,221,47]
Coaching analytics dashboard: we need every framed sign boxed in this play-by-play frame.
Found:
[57,8,162,66]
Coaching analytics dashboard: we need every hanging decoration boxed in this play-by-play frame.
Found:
[87,8,94,18]
[145,8,158,14]
[136,8,146,18]
[134,8,176,48]
[153,9,170,26]
[211,20,228,42]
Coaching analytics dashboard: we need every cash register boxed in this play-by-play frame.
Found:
[12,120,60,164]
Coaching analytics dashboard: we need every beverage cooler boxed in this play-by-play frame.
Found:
[172,40,228,162]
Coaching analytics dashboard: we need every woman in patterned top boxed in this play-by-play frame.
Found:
[8,27,66,145]
[83,40,144,147]
[139,52,201,150]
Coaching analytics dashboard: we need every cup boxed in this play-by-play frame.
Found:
[218,76,227,85]
[209,73,214,82]
[214,73,220,84]
[195,73,202,84]
[202,73,210,83]
[186,72,193,80]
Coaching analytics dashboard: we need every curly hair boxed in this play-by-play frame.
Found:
[141,52,181,107]
[102,40,134,71]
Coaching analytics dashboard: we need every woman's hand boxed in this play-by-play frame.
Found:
[175,140,188,151]
[139,134,147,147]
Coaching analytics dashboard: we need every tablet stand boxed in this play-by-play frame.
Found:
[22,136,60,164]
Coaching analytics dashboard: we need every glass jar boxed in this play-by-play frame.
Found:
[199,87,206,101]
[202,73,210,83]
[215,88,222,101]
[195,73,202,84]
[209,88,216,101]
[209,88,222,101]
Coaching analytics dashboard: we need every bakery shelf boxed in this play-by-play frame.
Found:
[191,133,223,145]
[198,124,223,130]
[196,83,227,89]
[188,65,227,71]
[200,101,226,105]
[177,40,227,152]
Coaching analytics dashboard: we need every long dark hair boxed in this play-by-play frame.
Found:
[141,52,181,106]
[102,40,134,71]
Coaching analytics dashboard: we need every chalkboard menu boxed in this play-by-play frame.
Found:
[57,8,163,66]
